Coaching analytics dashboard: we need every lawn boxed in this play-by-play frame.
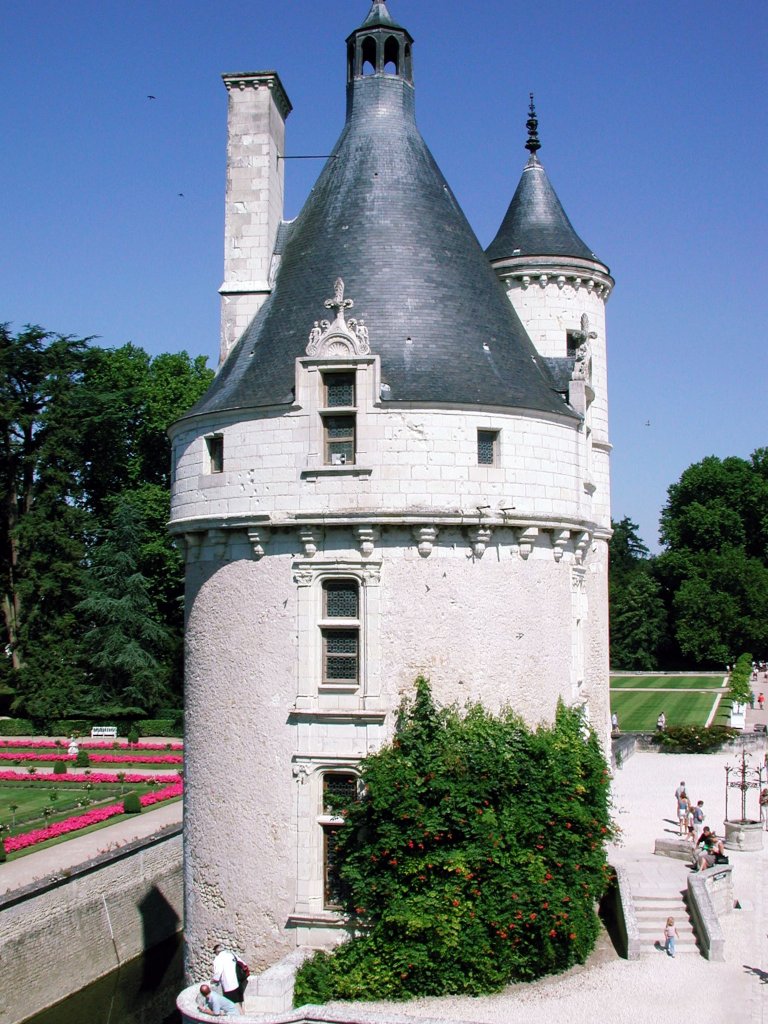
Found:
[610,675,725,691]
[0,779,159,838]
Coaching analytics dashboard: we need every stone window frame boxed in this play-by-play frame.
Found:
[321,580,360,686]
[322,371,357,466]
[204,433,224,474]
[477,428,500,467]
[319,770,359,908]
[293,559,382,706]
[296,356,378,479]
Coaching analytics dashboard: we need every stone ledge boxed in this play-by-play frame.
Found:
[653,836,695,862]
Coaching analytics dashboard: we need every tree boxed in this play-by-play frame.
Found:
[0,324,93,703]
[294,678,614,1002]
[609,518,668,669]
[656,452,768,666]
[76,498,174,715]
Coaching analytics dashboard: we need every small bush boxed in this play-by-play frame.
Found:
[75,749,90,768]
[0,838,6,863]
[123,793,142,814]
[652,724,738,753]
[53,760,67,775]
[127,727,140,745]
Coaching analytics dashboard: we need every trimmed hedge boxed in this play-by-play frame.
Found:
[0,719,36,737]
[123,792,142,814]
[652,724,739,753]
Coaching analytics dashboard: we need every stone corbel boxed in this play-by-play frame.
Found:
[556,275,566,289]
[550,529,571,562]
[538,274,548,288]
[299,528,318,559]
[355,525,378,559]
[413,525,438,558]
[521,275,531,290]
[182,532,203,562]
[247,527,270,560]
[467,526,493,559]
[574,531,592,564]
[517,527,539,560]
[573,277,582,290]
[207,529,228,560]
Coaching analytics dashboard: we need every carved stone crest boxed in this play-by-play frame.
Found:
[571,313,596,383]
[306,278,371,357]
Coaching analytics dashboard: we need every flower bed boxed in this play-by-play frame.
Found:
[0,770,173,784]
[0,752,182,765]
[0,740,183,751]
[4,780,183,852]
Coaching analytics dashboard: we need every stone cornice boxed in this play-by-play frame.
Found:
[221,71,293,120]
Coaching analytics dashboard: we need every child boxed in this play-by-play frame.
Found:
[664,917,679,957]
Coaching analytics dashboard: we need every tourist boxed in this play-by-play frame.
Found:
[611,712,620,735]
[657,711,666,732]
[197,983,238,1016]
[692,800,705,839]
[212,944,245,1012]
[663,917,679,957]
[676,788,690,837]
[759,692,765,712]
[760,787,768,831]
[693,828,723,871]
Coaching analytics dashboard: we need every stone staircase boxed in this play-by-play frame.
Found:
[633,889,698,956]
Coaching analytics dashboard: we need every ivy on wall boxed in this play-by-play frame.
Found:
[295,677,615,1003]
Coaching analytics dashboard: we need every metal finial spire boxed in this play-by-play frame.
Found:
[525,93,541,155]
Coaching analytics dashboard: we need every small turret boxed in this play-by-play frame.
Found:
[346,0,413,84]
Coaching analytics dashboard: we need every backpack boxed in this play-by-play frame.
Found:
[235,958,250,987]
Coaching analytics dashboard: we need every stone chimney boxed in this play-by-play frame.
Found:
[219,72,292,365]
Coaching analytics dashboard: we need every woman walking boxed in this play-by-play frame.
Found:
[677,789,690,837]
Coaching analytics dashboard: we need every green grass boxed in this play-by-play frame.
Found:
[0,780,158,837]
[610,690,722,732]
[3,795,182,861]
[610,675,725,690]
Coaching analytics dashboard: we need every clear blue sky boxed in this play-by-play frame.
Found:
[2,1,765,550]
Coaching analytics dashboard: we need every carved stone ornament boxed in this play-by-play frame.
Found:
[574,531,591,565]
[467,526,493,559]
[550,528,571,562]
[571,313,596,384]
[299,529,318,559]
[413,525,438,558]
[306,278,371,357]
[247,527,270,560]
[517,527,539,560]
[292,569,314,587]
[354,526,378,559]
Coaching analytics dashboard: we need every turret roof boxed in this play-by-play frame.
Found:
[358,0,404,31]
[486,105,601,265]
[187,8,576,422]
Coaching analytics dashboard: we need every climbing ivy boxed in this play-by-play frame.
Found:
[294,677,615,1003]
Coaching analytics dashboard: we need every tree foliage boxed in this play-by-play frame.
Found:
[609,517,667,670]
[0,323,213,722]
[294,678,614,1003]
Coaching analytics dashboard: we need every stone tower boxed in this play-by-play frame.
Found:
[170,0,613,987]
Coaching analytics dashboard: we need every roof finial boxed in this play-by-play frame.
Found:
[525,93,541,155]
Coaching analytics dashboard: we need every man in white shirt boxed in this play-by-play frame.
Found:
[211,944,244,1012]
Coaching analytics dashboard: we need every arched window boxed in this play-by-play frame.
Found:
[361,36,377,76]
[383,36,400,75]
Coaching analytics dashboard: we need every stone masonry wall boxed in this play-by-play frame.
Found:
[0,829,182,1024]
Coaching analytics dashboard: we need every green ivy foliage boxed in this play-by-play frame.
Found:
[294,678,615,1004]
[728,652,753,704]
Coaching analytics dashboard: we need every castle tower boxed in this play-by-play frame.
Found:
[171,2,613,989]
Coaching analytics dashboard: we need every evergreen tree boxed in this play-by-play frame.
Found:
[76,499,173,714]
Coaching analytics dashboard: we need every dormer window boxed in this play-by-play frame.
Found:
[322,371,356,466]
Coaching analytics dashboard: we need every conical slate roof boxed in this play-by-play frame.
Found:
[189,14,575,421]
[486,152,599,264]
[358,0,404,31]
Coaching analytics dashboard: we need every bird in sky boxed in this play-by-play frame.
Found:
[147,94,156,100]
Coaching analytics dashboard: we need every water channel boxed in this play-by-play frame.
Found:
[24,934,183,1024]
